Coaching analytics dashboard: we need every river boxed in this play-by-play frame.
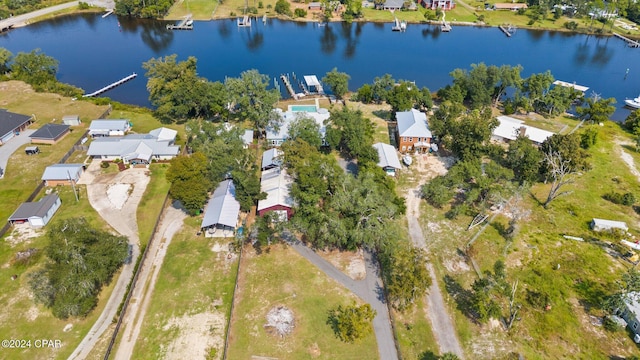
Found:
[0,13,639,120]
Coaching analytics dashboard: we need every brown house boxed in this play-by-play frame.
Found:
[396,109,432,153]
[29,124,70,144]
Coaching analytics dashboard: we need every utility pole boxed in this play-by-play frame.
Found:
[67,170,79,202]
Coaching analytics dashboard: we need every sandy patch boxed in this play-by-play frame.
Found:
[3,223,42,247]
[318,249,366,280]
[443,257,471,273]
[161,311,225,360]
[211,243,228,252]
[106,183,132,210]
[264,306,295,338]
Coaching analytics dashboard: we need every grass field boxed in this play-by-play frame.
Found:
[226,243,379,359]
[411,121,640,358]
[0,185,118,360]
[136,163,171,247]
[131,217,238,359]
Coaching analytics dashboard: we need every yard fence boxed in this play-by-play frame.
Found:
[222,236,245,360]
[103,192,171,360]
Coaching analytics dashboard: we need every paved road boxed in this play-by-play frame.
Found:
[0,129,35,178]
[0,0,114,29]
[286,237,398,360]
[406,188,465,358]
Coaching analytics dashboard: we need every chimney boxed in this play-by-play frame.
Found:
[518,126,527,137]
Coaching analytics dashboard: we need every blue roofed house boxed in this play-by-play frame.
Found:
[396,108,432,153]
[87,127,179,165]
[201,179,241,237]
[373,142,402,176]
[42,163,85,186]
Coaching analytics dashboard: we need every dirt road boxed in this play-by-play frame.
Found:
[404,154,465,358]
[68,161,150,360]
[113,202,186,360]
[0,0,114,29]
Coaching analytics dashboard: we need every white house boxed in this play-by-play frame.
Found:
[201,179,241,237]
[266,106,330,147]
[373,142,402,176]
[590,218,629,232]
[89,119,132,137]
[492,116,554,146]
[9,194,61,228]
[258,167,294,221]
[87,127,180,165]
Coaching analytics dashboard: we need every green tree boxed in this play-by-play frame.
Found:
[231,168,266,211]
[322,67,350,100]
[576,96,616,124]
[440,353,461,360]
[580,126,599,149]
[225,69,281,136]
[387,80,419,114]
[624,109,640,135]
[416,86,433,110]
[287,114,322,148]
[275,0,292,15]
[355,83,374,103]
[447,108,498,161]
[0,47,13,74]
[166,152,211,215]
[29,218,128,319]
[325,106,377,161]
[421,175,454,208]
[327,303,376,343]
[521,70,554,112]
[11,49,58,85]
[371,74,395,104]
[539,133,590,177]
[381,244,432,311]
[505,135,542,184]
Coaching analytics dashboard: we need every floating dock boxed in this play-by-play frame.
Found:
[83,73,137,98]
[613,32,640,48]
[392,18,406,32]
[499,25,512,37]
[238,15,251,27]
[167,16,193,30]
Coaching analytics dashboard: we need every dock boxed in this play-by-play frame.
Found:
[166,16,193,30]
[552,80,589,93]
[440,12,451,32]
[102,9,114,18]
[392,17,406,32]
[83,73,137,98]
[280,74,298,99]
[238,15,251,27]
[613,32,640,48]
[499,25,512,37]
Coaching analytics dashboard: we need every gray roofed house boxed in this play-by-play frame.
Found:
[201,179,241,237]
[0,109,33,145]
[9,193,61,228]
[373,142,402,176]
[89,119,131,137]
[261,148,283,170]
[383,0,405,9]
[266,108,330,147]
[42,163,84,186]
[149,127,177,141]
[29,123,71,144]
[87,127,180,165]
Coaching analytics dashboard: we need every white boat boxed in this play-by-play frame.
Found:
[625,95,640,109]
[185,19,193,26]
[402,155,412,166]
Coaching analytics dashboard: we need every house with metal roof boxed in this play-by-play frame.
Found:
[373,142,402,176]
[491,116,554,146]
[42,164,85,186]
[89,119,131,137]
[258,167,294,221]
[201,180,241,237]
[242,129,254,149]
[617,292,640,343]
[590,218,629,232]
[261,148,283,170]
[87,127,180,165]
[396,109,432,153]
[62,115,81,126]
[29,123,71,144]
[0,109,33,145]
[266,107,329,147]
[9,193,61,228]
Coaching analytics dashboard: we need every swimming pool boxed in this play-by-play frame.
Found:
[289,105,317,112]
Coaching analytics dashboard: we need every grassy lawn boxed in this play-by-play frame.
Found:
[131,217,238,359]
[0,81,109,224]
[0,185,119,360]
[411,121,640,358]
[136,163,171,247]
[226,243,379,359]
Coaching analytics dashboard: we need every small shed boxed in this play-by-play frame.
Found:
[373,142,402,176]
[591,218,629,232]
[201,180,241,237]
[62,115,82,126]
[308,1,323,10]
[9,194,61,228]
[29,124,71,144]
[42,163,85,186]
[25,146,39,155]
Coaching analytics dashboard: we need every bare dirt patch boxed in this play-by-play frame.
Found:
[443,256,471,274]
[3,223,43,247]
[317,248,366,280]
[264,306,295,338]
[161,311,225,360]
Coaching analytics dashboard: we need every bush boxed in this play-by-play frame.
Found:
[294,8,307,17]
[275,0,292,15]
[258,1,263,7]
[564,21,578,30]
[78,2,91,9]
[100,161,110,169]
[603,192,635,206]
[247,6,258,14]
[603,316,624,332]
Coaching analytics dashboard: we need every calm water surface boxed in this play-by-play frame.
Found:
[1,14,639,120]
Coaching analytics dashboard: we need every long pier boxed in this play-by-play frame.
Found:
[83,73,137,98]
[280,74,298,99]
[499,25,512,37]
[614,32,640,48]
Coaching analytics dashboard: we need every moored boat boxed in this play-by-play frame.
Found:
[625,95,640,109]
[402,154,412,166]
